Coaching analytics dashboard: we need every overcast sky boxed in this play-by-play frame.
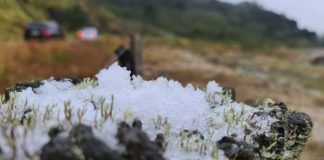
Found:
[220,0,324,36]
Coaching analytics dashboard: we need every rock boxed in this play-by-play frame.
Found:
[3,77,81,103]
[20,108,33,125]
[217,136,259,160]
[69,124,119,160]
[41,124,119,160]
[54,77,82,85]
[116,121,165,160]
[154,133,166,152]
[217,102,313,160]
[285,112,313,157]
[132,118,143,129]
[253,104,312,159]
[40,136,79,160]
[223,87,236,101]
[180,129,205,140]
[311,56,324,65]
[4,80,43,102]
[48,126,64,139]
[0,145,2,156]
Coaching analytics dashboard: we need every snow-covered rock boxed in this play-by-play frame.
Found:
[0,63,312,160]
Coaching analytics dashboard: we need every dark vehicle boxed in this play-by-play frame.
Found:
[24,21,64,40]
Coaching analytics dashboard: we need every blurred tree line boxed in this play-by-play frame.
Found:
[104,0,318,48]
[0,0,319,48]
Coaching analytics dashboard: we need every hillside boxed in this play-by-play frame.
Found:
[0,0,318,47]
[104,0,317,47]
[0,0,117,39]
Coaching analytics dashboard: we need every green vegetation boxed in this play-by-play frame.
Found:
[0,0,319,48]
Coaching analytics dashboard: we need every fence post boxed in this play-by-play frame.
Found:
[130,34,142,76]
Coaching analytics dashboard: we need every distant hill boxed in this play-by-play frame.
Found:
[0,0,318,48]
[103,0,318,47]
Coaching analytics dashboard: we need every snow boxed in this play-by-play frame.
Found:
[0,63,278,160]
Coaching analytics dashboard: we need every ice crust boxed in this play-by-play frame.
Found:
[0,63,278,160]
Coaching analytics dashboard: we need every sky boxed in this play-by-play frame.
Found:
[220,0,324,36]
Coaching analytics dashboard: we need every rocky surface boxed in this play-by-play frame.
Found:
[311,56,324,65]
[41,124,120,160]
[217,103,313,160]
[116,121,165,160]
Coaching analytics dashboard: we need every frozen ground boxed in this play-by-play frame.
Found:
[0,63,311,160]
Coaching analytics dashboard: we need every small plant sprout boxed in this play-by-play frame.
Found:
[123,109,135,121]
[98,97,108,119]
[206,117,223,129]
[220,90,232,106]
[200,131,215,155]
[76,78,98,89]
[93,109,98,128]
[179,130,214,155]
[99,95,114,121]
[64,101,73,124]
[153,115,163,129]
[211,145,219,159]
[8,92,17,111]
[22,108,38,129]
[109,95,114,120]
[152,115,172,139]
[56,108,61,121]
[223,109,230,123]
[206,92,217,105]
[206,91,229,106]
[207,88,233,106]
[258,98,275,110]
[2,127,17,159]
[0,94,5,103]
[153,115,167,130]
[43,105,55,122]
[6,109,19,126]
[163,121,172,139]
[88,94,98,110]
[221,105,248,136]
[100,102,109,121]
[239,104,246,127]
[77,107,87,123]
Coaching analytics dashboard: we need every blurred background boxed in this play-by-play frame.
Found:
[0,0,324,159]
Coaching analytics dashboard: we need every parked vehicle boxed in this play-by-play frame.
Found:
[24,21,64,40]
[77,26,99,41]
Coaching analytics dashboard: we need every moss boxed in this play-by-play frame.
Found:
[255,103,313,160]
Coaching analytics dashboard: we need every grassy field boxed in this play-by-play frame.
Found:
[0,36,323,159]
[0,36,129,91]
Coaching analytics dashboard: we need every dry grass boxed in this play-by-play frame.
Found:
[0,36,129,92]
